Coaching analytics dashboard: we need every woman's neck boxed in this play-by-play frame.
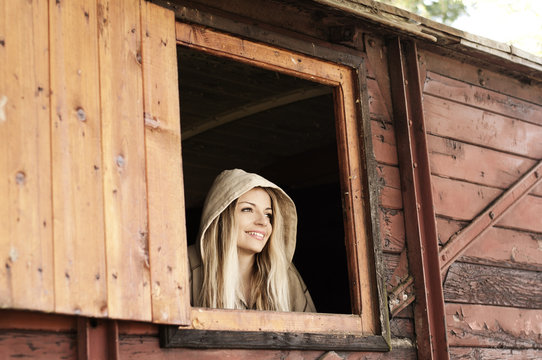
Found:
[238,251,255,303]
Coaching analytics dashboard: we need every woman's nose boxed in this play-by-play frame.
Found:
[254,212,268,225]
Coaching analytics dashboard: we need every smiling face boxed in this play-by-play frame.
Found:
[234,187,273,257]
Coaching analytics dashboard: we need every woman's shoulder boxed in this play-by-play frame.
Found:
[287,264,316,312]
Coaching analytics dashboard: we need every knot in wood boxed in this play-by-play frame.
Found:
[76,107,86,121]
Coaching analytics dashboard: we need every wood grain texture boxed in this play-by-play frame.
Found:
[0,331,76,360]
[121,332,414,359]
[424,71,542,127]
[437,218,542,272]
[446,303,542,348]
[432,176,542,233]
[428,135,542,196]
[371,121,398,165]
[424,95,542,159]
[0,0,53,311]
[450,347,542,359]
[422,50,542,106]
[49,0,107,317]
[444,262,542,309]
[141,1,190,324]
[98,0,151,321]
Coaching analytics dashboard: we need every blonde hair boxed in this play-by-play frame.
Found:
[199,188,291,311]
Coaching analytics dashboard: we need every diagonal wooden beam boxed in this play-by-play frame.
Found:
[181,86,331,140]
[440,160,542,276]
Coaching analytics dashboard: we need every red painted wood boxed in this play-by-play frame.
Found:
[424,95,542,159]
[372,121,398,165]
[424,71,542,127]
[379,209,405,253]
[0,331,76,359]
[446,304,542,348]
[450,347,542,359]
[428,134,542,196]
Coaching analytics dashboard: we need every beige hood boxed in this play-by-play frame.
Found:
[197,169,298,263]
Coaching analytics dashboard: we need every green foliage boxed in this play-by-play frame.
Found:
[379,0,467,24]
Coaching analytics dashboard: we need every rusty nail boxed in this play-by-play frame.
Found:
[76,108,86,121]
[409,120,413,127]
[489,211,495,219]
[413,162,418,168]
[136,52,142,64]
[535,171,540,179]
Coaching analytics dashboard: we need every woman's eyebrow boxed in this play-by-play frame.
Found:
[238,201,272,211]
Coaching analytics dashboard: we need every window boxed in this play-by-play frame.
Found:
[161,22,389,351]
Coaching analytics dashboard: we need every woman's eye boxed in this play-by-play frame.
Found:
[265,213,273,219]
[241,207,252,212]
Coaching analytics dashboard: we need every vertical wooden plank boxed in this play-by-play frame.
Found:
[0,0,53,311]
[98,0,151,321]
[50,0,107,316]
[141,1,190,324]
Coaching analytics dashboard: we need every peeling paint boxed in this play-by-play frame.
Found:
[0,95,7,123]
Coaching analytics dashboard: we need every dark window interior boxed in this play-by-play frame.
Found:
[178,45,351,314]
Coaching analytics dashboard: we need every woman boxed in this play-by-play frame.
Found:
[187,169,316,312]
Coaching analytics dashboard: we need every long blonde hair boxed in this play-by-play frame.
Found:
[199,188,291,311]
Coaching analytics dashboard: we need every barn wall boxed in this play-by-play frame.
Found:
[0,0,189,323]
[421,50,542,356]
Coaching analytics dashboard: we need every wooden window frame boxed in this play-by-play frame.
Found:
[161,21,390,351]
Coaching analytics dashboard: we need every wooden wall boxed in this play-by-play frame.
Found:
[0,0,189,324]
[421,50,542,357]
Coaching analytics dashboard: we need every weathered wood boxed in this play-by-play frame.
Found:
[444,262,542,309]
[432,176,542,233]
[0,310,76,332]
[372,121,398,165]
[365,36,393,122]
[77,318,119,360]
[379,209,405,253]
[161,327,389,351]
[424,72,542,127]
[450,347,542,359]
[0,331,76,360]
[367,79,392,124]
[49,0,107,317]
[428,135,542,196]
[437,218,542,272]
[175,23,344,86]
[446,304,542,348]
[422,50,542,106]
[122,333,415,359]
[98,0,152,322]
[377,164,402,210]
[0,0,53,312]
[189,307,362,334]
[424,95,542,159]
[388,38,448,359]
[141,1,190,324]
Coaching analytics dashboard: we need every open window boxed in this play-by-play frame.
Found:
[161,22,389,351]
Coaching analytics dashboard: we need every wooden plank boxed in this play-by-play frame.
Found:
[432,176,542,233]
[121,333,416,359]
[49,0,107,316]
[0,0,53,312]
[162,328,389,351]
[428,135,542,196]
[372,121,398,165]
[450,347,542,359]
[446,304,542,348]
[189,308,363,334]
[437,218,542,272]
[444,262,542,309]
[0,310,76,332]
[377,164,402,210]
[0,331,76,360]
[422,50,542,105]
[424,95,542,159]
[97,0,151,321]
[367,78,392,124]
[141,1,190,325]
[175,22,344,86]
[379,209,405,253]
[424,72,542,126]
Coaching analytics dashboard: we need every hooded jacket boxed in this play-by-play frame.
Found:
[187,169,316,312]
